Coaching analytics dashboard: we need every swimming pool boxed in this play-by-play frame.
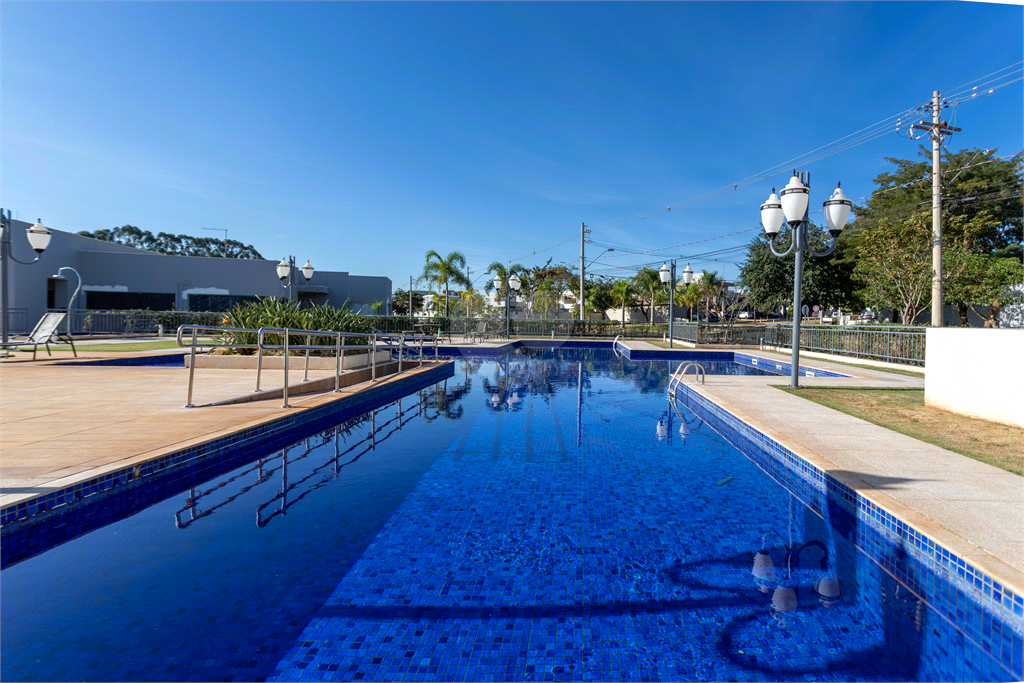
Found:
[1,348,1018,681]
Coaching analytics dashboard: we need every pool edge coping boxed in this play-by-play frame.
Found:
[0,361,455,528]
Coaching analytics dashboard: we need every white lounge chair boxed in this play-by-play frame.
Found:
[0,311,77,360]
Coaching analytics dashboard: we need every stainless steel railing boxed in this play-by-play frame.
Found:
[177,325,439,408]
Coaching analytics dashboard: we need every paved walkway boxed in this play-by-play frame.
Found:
[0,348,442,508]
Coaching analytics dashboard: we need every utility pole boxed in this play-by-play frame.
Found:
[466,265,471,318]
[579,222,589,321]
[911,91,959,327]
[409,276,413,318]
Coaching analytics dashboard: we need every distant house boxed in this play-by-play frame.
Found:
[2,219,391,333]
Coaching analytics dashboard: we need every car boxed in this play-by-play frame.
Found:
[738,311,752,319]
[861,310,877,320]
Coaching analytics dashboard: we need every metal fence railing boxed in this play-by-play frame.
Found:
[369,316,669,338]
[50,310,225,336]
[762,324,927,365]
[6,308,28,335]
[177,324,440,408]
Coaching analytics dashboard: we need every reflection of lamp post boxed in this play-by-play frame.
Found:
[276,256,314,301]
[52,267,82,335]
[660,262,693,349]
[1,211,52,353]
[492,273,521,332]
[760,172,851,388]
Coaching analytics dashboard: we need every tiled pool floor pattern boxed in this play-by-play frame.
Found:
[1,351,1016,681]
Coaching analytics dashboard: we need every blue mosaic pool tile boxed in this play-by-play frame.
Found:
[672,381,1023,681]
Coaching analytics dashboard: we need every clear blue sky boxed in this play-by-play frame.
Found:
[2,2,1021,293]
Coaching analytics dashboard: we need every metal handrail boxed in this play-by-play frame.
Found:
[612,335,625,359]
[668,361,705,393]
[177,324,437,409]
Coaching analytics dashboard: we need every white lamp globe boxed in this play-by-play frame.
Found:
[659,263,671,284]
[681,264,694,286]
[301,261,314,281]
[772,586,798,613]
[509,274,521,291]
[823,183,852,238]
[760,190,785,239]
[26,219,51,253]
[656,419,668,441]
[493,277,502,292]
[779,174,809,225]
[276,258,290,281]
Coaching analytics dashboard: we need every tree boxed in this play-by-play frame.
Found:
[609,279,638,327]
[78,225,263,259]
[370,301,384,315]
[632,268,667,322]
[483,261,525,308]
[677,279,703,321]
[738,228,858,314]
[854,211,979,324]
[420,250,471,317]
[392,288,424,316]
[855,147,1022,256]
[944,255,1023,327]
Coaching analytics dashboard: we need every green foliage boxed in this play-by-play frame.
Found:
[739,228,857,313]
[420,251,471,317]
[78,225,263,259]
[945,255,1024,326]
[218,297,372,355]
[632,268,667,321]
[391,288,424,316]
[853,211,981,324]
[854,147,1022,255]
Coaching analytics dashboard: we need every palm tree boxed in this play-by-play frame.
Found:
[633,267,665,322]
[677,280,703,321]
[420,250,471,317]
[484,261,525,314]
[697,271,725,320]
[610,279,637,328]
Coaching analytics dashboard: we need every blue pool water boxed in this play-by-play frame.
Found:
[1,348,1018,681]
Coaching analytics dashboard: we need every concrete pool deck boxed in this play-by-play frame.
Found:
[2,339,1021,596]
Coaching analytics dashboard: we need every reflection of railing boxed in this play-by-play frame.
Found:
[172,397,421,529]
[177,325,439,408]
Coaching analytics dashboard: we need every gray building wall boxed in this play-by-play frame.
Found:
[3,221,391,332]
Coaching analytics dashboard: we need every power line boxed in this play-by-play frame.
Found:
[509,62,1022,268]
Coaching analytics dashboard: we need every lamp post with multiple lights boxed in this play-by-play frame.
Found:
[759,172,851,388]
[1,210,52,353]
[276,257,314,301]
[659,261,693,349]
[492,273,521,332]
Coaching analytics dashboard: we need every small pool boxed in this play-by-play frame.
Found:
[1,348,1016,681]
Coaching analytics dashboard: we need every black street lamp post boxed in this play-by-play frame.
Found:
[760,172,851,388]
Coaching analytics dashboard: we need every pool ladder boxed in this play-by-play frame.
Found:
[612,335,626,359]
[668,361,705,393]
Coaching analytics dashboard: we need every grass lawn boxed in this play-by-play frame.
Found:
[777,386,1022,476]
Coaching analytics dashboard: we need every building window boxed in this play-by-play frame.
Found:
[188,294,260,312]
[86,291,175,311]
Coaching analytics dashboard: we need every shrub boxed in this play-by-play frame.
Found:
[218,298,373,355]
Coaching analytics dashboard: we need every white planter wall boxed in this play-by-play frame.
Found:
[924,328,1023,427]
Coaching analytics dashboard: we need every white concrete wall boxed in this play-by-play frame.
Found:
[925,328,1024,427]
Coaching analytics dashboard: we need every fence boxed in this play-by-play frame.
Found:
[762,324,927,365]
[369,316,669,338]
[49,310,224,336]
[6,308,28,335]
